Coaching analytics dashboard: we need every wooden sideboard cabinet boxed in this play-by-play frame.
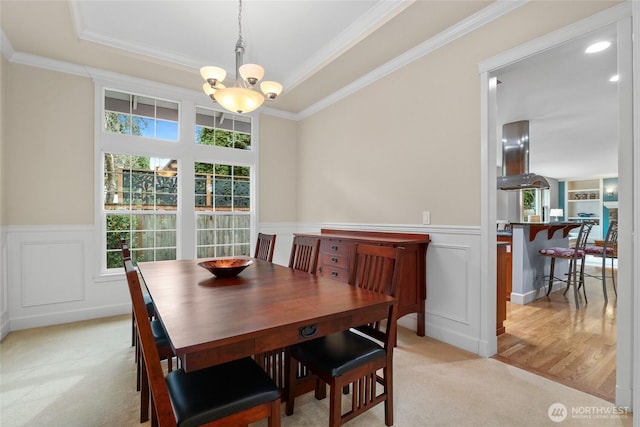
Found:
[294,229,430,336]
[497,235,512,301]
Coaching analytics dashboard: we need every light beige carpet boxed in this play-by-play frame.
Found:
[0,315,632,427]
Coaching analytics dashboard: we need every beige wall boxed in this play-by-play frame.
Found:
[297,0,619,226]
[5,64,94,225]
[3,63,299,226]
[257,114,298,222]
[1,1,619,228]
[1,54,6,225]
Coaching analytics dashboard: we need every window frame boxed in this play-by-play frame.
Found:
[94,78,259,276]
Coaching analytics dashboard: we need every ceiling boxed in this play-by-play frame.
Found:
[1,1,619,180]
[495,24,619,181]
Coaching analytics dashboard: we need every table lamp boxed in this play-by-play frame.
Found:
[550,208,563,222]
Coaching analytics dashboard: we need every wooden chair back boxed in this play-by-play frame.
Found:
[350,244,403,344]
[121,238,131,261]
[124,258,177,427]
[254,233,277,262]
[288,236,320,273]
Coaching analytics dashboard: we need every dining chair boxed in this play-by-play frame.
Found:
[121,240,174,423]
[121,238,156,348]
[539,222,593,308]
[288,235,320,273]
[123,258,281,427]
[584,220,618,302]
[254,235,319,397]
[255,233,277,262]
[285,244,403,426]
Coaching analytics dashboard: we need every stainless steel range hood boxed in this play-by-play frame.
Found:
[497,120,550,190]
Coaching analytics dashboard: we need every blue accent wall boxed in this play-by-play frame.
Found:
[602,177,618,236]
[558,181,565,221]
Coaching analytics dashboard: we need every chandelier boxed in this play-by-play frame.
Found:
[200,0,282,114]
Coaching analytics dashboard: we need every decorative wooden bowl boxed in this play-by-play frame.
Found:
[198,257,253,278]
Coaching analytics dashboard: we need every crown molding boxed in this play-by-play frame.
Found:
[297,0,528,119]
[479,1,632,73]
[3,0,526,122]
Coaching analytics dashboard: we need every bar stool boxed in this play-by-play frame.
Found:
[539,222,593,308]
[584,220,618,302]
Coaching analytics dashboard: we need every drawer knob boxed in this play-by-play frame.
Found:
[331,257,338,263]
[299,324,317,339]
[331,271,339,277]
[331,245,338,251]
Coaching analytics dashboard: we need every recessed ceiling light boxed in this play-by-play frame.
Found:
[609,74,619,82]
[585,41,611,53]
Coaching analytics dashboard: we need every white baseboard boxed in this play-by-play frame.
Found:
[8,303,131,332]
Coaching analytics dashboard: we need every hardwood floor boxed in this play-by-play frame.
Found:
[495,265,617,402]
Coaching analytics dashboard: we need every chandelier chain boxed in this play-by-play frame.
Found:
[237,0,244,47]
[199,0,282,113]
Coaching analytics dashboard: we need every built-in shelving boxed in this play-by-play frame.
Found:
[564,178,602,239]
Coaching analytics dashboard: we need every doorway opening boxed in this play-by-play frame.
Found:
[481,8,633,408]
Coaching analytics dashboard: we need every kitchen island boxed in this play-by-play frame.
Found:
[508,222,581,304]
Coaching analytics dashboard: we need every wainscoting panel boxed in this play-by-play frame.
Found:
[5,222,483,356]
[21,240,84,307]
[1,226,8,340]
[7,225,131,331]
[425,243,470,324]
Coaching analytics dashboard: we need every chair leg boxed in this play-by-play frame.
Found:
[131,311,136,347]
[384,366,394,426]
[285,353,297,416]
[546,258,556,296]
[140,357,150,423]
[601,254,608,303]
[315,378,327,400]
[611,257,617,296]
[150,387,158,427]
[328,380,342,427]
[579,259,587,304]
[563,259,572,296]
[136,342,141,391]
[566,259,580,309]
[267,398,281,427]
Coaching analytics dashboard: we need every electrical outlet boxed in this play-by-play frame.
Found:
[422,211,430,225]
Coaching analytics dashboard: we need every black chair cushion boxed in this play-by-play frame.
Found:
[143,293,155,316]
[151,320,170,348]
[166,357,280,427]
[291,330,386,377]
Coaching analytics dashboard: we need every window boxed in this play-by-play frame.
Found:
[195,107,251,150]
[104,154,178,268]
[97,84,257,274]
[195,163,251,258]
[105,90,179,140]
[521,188,550,222]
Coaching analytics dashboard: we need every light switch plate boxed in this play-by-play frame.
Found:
[422,211,430,225]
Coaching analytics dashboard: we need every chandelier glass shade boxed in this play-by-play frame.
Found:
[200,0,282,114]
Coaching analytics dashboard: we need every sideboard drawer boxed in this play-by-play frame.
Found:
[319,253,351,269]
[317,265,350,282]
[319,240,352,257]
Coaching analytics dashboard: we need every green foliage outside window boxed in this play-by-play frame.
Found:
[196,127,251,150]
[523,189,536,211]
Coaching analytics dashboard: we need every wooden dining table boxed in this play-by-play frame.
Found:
[137,258,396,373]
